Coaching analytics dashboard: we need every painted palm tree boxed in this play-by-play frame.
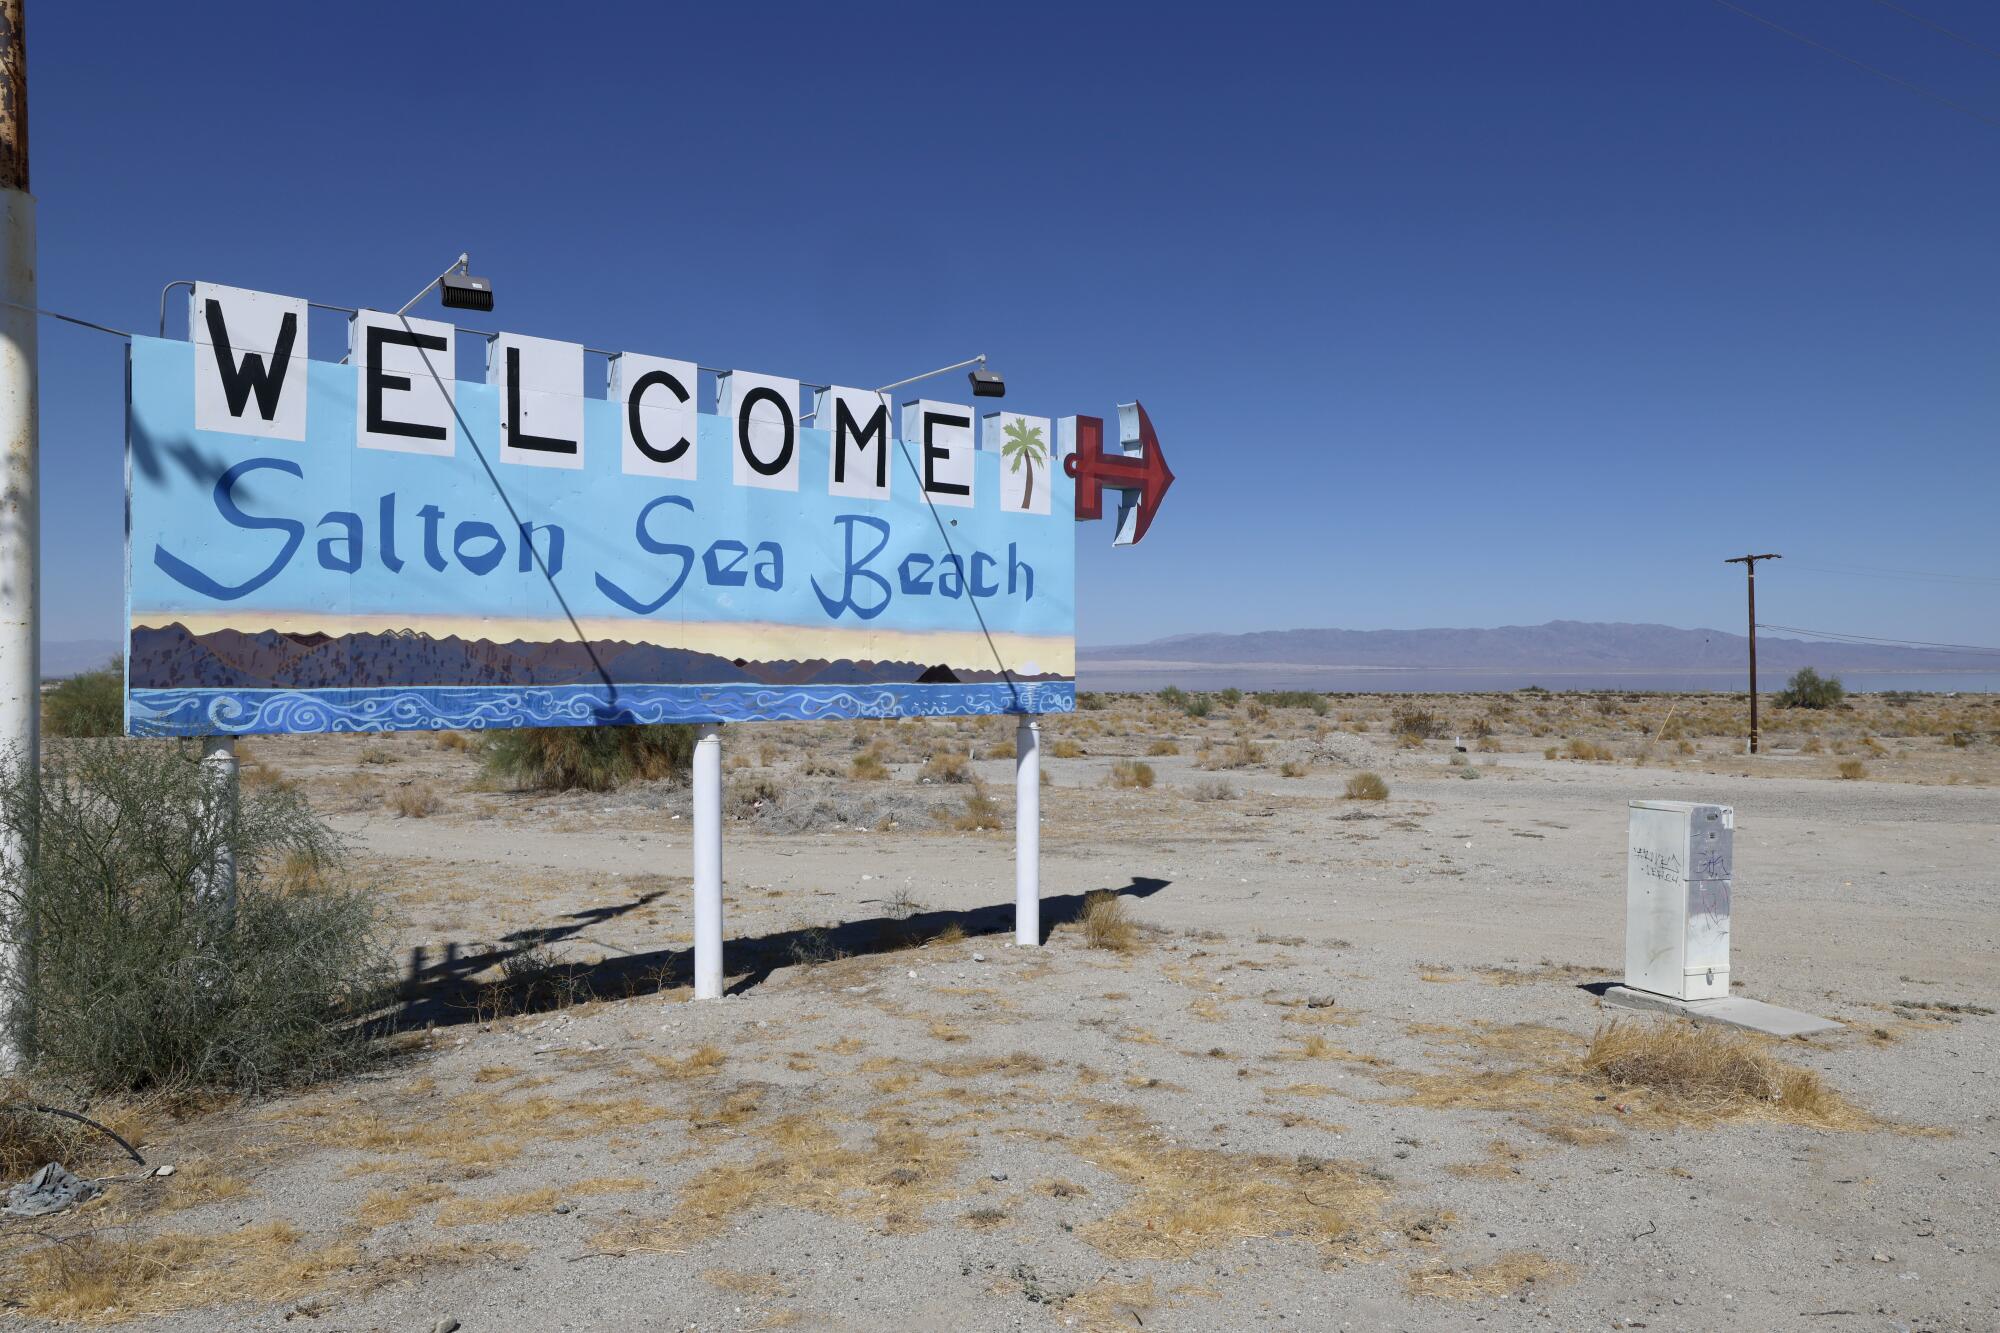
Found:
[1001,419,1049,510]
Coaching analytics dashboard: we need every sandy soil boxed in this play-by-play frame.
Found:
[4,691,1996,1331]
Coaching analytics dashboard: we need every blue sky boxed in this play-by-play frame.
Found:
[29,0,2000,650]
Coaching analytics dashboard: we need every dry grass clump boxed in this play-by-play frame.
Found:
[640,1110,971,1242]
[1107,760,1155,789]
[0,1216,520,1323]
[849,748,890,781]
[1146,738,1180,756]
[1406,1250,1575,1300]
[1073,1100,1387,1259]
[388,783,441,818]
[919,750,973,784]
[1561,738,1616,762]
[1385,1020,1874,1133]
[1048,738,1085,759]
[435,1177,648,1228]
[1837,758,1867,780]
[1279,759,1311,778]
[1583,1022,1867,1127]
[952,784,1004,831]
[1344,771,1389,801]
[1079,890,1139,952]
[1189,778,1236,801]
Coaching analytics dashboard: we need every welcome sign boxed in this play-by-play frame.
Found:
[125,283,1077,736]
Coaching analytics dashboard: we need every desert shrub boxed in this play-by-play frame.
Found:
[920,750,973,784]
[1189,778,1236,801]
[43,659,123,738]
[1146,739,1180,756]
[434,730,475,752]
[1157,686,1188,707]
[1837,759,1866,780]
[1775,667,1844,710]
[388,783,441,818]
[1279,759,1310,778]
[1391,704,1447,741]
[1048,738,1084,759]
[1562,738,1615,762]
[1343,772,1389,801]
[1107,760,1155,789]
[1199,736,1264,769]
[1183,695,1214,719]
[1076,692,1109,711]
[953,784,1004,831]
[1217,688,1243,707]
[1079,890,1138,952]
[987,739,1016,759]
[0,740,388,1093]
[1260,691,1328,715]
[1475,735,1502,753]
[850,748,890,781]
[483,724,695,792]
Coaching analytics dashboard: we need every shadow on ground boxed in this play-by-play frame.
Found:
[380,876,1172,1033]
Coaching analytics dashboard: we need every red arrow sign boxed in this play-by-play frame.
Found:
[1062,401,1174,545]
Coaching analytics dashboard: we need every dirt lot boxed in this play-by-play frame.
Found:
[4,691,1996,1331]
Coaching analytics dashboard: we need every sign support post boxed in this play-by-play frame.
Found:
[197,735,238,928]
[692,722,723,999]
[0,0,35,1072]
[1015,715,1040,945]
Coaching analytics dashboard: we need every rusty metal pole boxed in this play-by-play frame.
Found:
[1725,553,1781,755]
[0,0,33,1070]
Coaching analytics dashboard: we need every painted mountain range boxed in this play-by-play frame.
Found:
[129,625,1066,690]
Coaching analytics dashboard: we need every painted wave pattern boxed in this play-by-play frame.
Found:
[128,681,1078,736]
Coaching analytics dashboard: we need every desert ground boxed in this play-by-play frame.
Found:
[4,689,1997,1331]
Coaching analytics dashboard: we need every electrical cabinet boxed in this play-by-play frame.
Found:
[1625,800,1733,1000]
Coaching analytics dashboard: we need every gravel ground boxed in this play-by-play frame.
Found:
[5,708,1995,1332]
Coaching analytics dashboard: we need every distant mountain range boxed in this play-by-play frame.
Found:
[1083,620,1989,674]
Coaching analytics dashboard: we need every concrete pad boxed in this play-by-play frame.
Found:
[1599,985,1842,1037]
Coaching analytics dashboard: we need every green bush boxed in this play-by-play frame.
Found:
[43,659,123,738]
[482,723,696,791]
[1184,695,1214,719]
[1775,667,1844,710]
[1157,685,1189,707]
[1217,687,1243,707]
[1260,691,1329,716]
[0,739,388,1093]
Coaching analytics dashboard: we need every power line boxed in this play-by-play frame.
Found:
[1709,0,2000,129]
[1786,561,2000,588]
[1758,622,2000,655]
[1872,0,2000,64]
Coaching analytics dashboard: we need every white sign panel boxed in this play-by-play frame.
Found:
[489,332,584,470]
[984,411,1053,516]
[818,386,894,501]
[720,370,800,492]
[350,310,456,456]
[611,352,699,481]
[903,399,974,508]
[190,282,308,441]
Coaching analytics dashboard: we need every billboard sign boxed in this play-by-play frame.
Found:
[126,284,1077,736]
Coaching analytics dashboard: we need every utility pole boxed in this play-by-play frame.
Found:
[0,0,33,1070]
[1724,553,1781,754]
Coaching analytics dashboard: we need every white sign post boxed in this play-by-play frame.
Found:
[1015,716,1041,946]
[692,724,724,1000]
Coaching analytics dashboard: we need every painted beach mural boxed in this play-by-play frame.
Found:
[125,284,1076,735]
